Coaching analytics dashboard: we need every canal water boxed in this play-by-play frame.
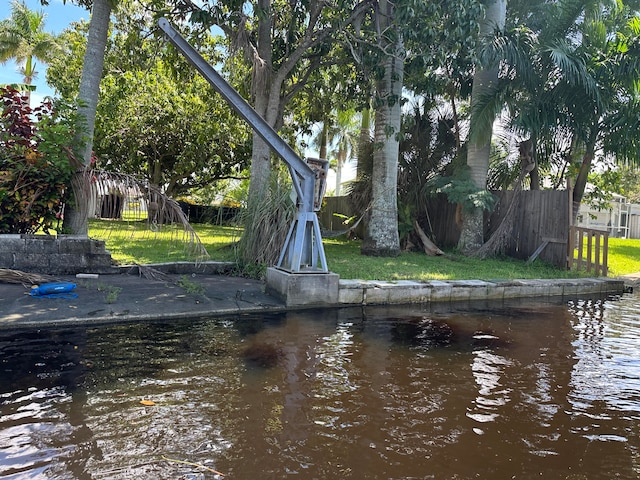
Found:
[1,293,639,479]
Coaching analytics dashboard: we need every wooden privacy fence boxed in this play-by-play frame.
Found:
[320,191,609,273]
[483,190,570,268]
[568,226,608,276]
[319,196,366,238]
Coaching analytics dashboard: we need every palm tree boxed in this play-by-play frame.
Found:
[457,0,640,259]
[565,2,640,217]
[329,109,360,196]
[457,0,507,254]
[477,0,640,220]
[361,0,404,257]
[65,0,113,236]
[313,109,360,195]
[0,0,58,100]
[75,0,112,167]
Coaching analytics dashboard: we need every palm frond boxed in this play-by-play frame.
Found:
[545,40,601,103]
[0,268,57,285]
[70,167,209,260]
[468,78,510,145]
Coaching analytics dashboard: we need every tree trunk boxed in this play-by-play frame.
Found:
[572,142,596,222]
[527,134,540,190]
[65,0,112,235]
[76,0,111,165]
[356,103,371,181]
[246,0,274,208]
[518,137,540,189]
[457,0,506,254]
[361,0,403,257]
[319,122,329,160]
[335,147,346,196]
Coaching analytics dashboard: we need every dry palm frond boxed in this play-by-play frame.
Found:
[136,264,173,283]
[473,147,536,259]
[70,167,209,259]
[0,268,58,285]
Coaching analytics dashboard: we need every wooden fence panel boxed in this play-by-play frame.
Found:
[423,195,461,248]
[486,190,569,266]
[319,196,366,237]
[320,190,570,268]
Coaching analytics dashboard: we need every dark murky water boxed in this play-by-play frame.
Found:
[1,294,639,479]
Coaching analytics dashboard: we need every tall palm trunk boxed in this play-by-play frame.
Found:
[361,0,403,257]
[356,102,371,181]
[76,0,111,166]
[457,0,506,253]
[335,146,346,196]
[66,0,112,235]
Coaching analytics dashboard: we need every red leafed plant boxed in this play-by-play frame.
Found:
[0,86,80,234]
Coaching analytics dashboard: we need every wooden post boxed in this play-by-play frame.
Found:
[577,228,584,271]
[568,226,574,270]
[567,179,573,269]
[594,233,602,277]
[587,232,593,273]
[603,234,609,276]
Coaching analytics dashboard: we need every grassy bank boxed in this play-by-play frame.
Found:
[89,220,640,280]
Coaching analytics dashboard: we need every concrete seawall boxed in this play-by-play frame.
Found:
[0,261,628,327]
[337,277,626,305]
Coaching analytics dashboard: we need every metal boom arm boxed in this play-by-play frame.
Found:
[157,18,328,273]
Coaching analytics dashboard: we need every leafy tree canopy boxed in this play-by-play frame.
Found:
[47,8,252,198]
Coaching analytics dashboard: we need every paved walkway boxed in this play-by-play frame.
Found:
[0,266,633,328]
[0,272,286,328]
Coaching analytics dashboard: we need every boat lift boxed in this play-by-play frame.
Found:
[157,18,328,273]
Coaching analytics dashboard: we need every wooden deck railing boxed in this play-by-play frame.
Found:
[568,226,609,276]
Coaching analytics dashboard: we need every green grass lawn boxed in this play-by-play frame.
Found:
[89,219,239,265]
[90,219,640,280]
[322,237,581,281]
[607,238,640,276]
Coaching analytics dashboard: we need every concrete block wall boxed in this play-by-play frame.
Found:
[0,235,115,274]
[338,277,625,305]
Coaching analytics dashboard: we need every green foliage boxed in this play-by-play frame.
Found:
[398,103,460,199]
[616,165,640,203]
[586,162,640,207]
[45,20,88,98]
[480,0,640,191]
[94,60,251,196]
[430,170,496,214]
[401,0,482,97]
[236,178,296,273]
[102,285,122,304]
[0,0,60,85]
[585,163,619,211]
[177,275,206,295]
[397,201,416,246]
[0,86,78,234]
[46,15,251,197]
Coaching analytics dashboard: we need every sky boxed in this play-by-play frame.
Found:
[0,0,89,105]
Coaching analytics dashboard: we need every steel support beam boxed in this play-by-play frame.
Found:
[157,18,328,273]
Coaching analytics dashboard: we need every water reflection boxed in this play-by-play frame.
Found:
[468,349,512,424]
[1,295,639,479]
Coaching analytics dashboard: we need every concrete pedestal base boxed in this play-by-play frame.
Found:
[266,267,339,307]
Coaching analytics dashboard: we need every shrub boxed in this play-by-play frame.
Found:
[0,86,79,234]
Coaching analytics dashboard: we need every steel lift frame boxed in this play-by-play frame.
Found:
[158,18,328,273]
